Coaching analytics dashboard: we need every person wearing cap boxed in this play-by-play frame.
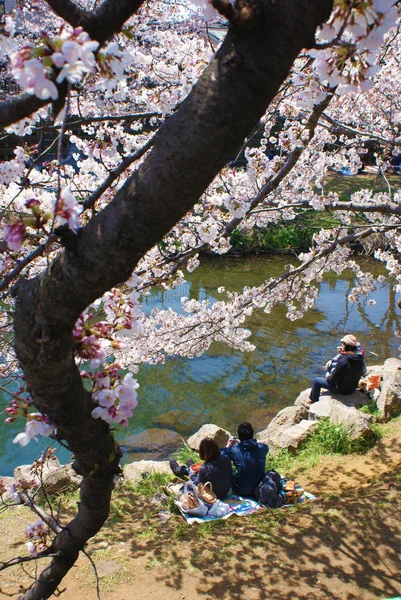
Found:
[326,334,366,376]
[309,334,366,404]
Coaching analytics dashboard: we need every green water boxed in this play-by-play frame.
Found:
[1,255,400,475]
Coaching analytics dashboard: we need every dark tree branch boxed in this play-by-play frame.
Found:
[321,112,397,146]
[0,94,48,131]
[315,200,401,216]
[46,0,147,45]
[0,553,56,572]
[0,237,57,295]
[42,112,161,130]
[20,493,62,534]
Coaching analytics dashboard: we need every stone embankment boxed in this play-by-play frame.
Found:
[2,358,401,496]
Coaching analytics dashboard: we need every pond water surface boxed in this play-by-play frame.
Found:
[1,255,400,475]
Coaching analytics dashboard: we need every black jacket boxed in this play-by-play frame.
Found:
[326,353,364,395]
[194,454,232,500]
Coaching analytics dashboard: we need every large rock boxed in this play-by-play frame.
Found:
[122,428,183,461]
[186,424,231,450]
[309,388,369,408]
[333,389,370,408]
[62,464,82,489]
[274,420,319,453]
[294,389,313,408]
[376,372,401,420]
[256,405,308,450]
[383,358,401,372]
[14,459,80,495]
[309,397,373,439]
[365,358,401,420]
[123,460,171,483]
[294,387,369,408]
[13,464,35,486]
[366,358,401,377]
[0,476,18,503]
[150,411,202,436]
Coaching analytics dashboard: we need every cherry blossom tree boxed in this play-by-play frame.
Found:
[1,0,401,597]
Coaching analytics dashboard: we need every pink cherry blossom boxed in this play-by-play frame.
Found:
[4,220,26,251]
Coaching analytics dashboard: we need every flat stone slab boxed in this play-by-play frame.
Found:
[95,559,122,578]
[277,419,318,452]
[123,460,171,483]
[309,397,373,439]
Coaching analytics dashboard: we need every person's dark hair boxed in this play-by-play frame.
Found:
[343,343,356,352]
[238,422,254,441]
[199,437,220,462]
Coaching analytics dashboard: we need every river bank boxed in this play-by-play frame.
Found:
[1,358,401,598]
[1,413,401,600]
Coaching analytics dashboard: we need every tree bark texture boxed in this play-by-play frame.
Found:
[13,1,333,597]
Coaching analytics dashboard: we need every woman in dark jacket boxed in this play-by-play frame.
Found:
[169,437,231,500]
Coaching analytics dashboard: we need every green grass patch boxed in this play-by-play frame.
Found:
[358,400,380,417]
[325,173,401,201]
[305,418,377,454]
[171,445,199,465]
[132,471,172,499]
[108,482,136,524]
[266,417,381,476]
[229,173,401,253]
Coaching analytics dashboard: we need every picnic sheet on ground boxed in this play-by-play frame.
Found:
[178,487,316,525]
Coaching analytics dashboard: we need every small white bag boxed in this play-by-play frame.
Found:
[207,500,231,517]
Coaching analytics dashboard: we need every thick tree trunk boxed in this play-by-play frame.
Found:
[14,1,333,598]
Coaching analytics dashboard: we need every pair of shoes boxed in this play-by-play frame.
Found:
[186,457,195,467]
[169,459,183,477]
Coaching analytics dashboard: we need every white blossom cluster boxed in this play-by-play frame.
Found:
[310,0,398,94]
[2,0,401,438]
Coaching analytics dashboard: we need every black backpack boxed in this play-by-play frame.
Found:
[254,470,284,508]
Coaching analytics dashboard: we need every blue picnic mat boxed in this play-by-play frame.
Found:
[178,487,316,525]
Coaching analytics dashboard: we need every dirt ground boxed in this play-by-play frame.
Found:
[1,419,401,600]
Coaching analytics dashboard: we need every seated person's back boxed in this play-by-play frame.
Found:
[310,334,366,404]
[327,344,365,394]
[195,437,231,500]
[221,422,269,496]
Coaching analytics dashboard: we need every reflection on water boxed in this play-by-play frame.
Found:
[1,256,400,474]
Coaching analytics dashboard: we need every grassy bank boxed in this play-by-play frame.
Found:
[230,172,401,254]
[54,415,401,560]
[2,414,401,599]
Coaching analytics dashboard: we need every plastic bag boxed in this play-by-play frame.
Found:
[188,461,204,475]
[207,500,231,517]
[164,481,185,499]
[176,481,208,517]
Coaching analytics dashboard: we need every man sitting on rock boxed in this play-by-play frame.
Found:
[220,422,269,497]
[309,334,365,404]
